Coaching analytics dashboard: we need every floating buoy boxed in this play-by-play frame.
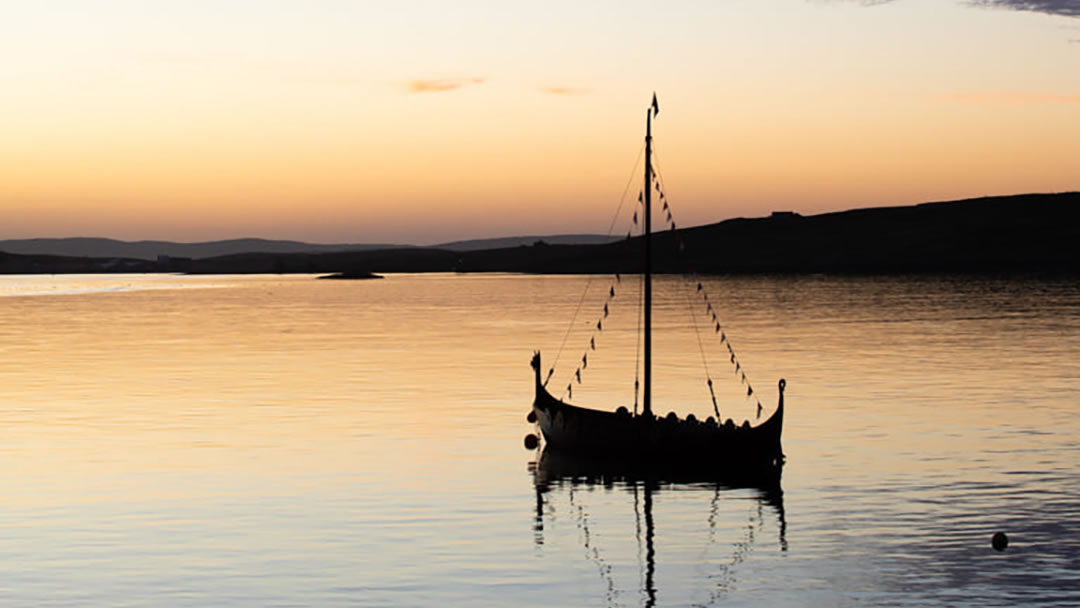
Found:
[526,410,537,423]
[992,532,1008,552]
[524,434,539,450]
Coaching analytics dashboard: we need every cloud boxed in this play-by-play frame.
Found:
[967,1,1080,17]
[808,0,896,5]
[818,0,1080,17]
[541,86,585,95]
[949,91,1080,104]
[139,51,213,65]
[406,77,486,93]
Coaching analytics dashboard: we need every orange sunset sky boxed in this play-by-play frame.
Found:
[2,1,1078,244]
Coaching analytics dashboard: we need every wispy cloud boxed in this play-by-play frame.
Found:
[809,0,897,6]
[139,50,214,65]
[950,91,1080,104]
[819,0,1080,18]
[967,1,1080,18]
[406,77,486,93]
[541,86,585,95]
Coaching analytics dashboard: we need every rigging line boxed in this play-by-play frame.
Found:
[634,255,644,414]
[681,268,718,418]
[653,151,762,414]
[604,140,647,238]
[549,141,646,388]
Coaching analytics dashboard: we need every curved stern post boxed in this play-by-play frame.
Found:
[531,351,543,400]
[775,378,786,461]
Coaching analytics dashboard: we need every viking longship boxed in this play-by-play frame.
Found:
[528,94,785,481]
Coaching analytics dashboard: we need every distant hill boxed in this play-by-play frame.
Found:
[0,234,617,259]
[169,192,1079,276]
[2,193,1078,275]
[0,238,406,260]
[432,234,619,251]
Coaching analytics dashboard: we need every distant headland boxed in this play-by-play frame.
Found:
[317,271,383,280]
[2,192,1077,276]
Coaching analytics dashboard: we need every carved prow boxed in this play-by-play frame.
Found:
[531,351,542,391]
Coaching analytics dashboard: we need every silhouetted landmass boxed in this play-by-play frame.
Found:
[2,193,1077,276]
[431,234,620,251]
[0,238,407,260]
[0,234,615,259]
[318,271,383,280]
[0,250,154,274]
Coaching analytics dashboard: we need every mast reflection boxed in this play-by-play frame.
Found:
[531,447,786,607]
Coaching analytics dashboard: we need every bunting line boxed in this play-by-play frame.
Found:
[652,149,766,420]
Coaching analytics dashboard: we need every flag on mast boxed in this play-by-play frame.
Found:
[651,93,659,117]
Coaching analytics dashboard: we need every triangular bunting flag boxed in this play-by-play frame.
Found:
[575,369,581,383]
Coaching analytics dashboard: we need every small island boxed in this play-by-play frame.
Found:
[317,271,383,280]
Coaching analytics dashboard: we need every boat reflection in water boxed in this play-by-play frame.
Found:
[531,447,787,607]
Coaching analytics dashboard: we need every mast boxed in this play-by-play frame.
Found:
[643,95,655,419]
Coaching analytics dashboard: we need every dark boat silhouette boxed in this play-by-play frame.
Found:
[529,94,786,482]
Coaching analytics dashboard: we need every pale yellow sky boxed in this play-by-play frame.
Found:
[1,0,1077,243]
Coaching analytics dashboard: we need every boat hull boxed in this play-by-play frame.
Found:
[532,376,784,483]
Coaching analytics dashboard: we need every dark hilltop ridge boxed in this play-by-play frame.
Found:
[0,234,615,260]
[2,192,1077,276]
[0,237,407,260]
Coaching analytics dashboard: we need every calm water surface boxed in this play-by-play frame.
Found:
[0,273,1077,606]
